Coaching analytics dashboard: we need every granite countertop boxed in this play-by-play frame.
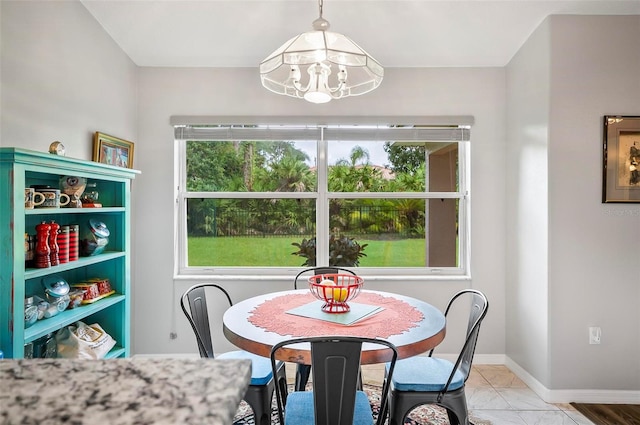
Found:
[0,357,251,425]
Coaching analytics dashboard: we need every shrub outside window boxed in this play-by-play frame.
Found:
[174,119,471,278]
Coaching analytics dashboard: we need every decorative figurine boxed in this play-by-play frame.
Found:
[60,176,86,208]
[49,141,66,156]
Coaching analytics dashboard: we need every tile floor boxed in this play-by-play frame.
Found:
[356,363,596,425]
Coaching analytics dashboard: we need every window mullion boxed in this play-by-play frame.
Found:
[175,139,188,276]
[316,128,329,266]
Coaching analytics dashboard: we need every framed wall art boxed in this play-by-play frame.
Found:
[93,132,135,169]
[602,116,640,203]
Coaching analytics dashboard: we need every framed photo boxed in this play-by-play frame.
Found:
[93,132,134,169]
[602,116,640,203]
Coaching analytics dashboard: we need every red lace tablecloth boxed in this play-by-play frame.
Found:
[248,292,424,339]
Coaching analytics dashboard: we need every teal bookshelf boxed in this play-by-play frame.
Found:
[0,148,139,358]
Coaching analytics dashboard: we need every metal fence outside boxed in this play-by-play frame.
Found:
[189,205,424,239]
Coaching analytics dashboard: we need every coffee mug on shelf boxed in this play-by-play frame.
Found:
[25,188,46,209]
[30,185,70,208]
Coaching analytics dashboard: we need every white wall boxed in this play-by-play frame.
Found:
[0,1,137,154]
[547,15,640,391]
[134,67,507,358]
[506,15,640,398]
[505,18,551,387]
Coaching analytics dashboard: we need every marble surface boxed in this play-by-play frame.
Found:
[0,357,251,425]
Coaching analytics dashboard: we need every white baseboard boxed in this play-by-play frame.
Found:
[471,354,506,365]
[505,356,640,404]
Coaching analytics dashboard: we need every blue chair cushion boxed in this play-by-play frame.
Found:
[217,350,281,386]
[284,390,373,425]
[387,356,466,392]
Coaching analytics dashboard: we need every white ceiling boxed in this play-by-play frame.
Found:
[81,0,640,68]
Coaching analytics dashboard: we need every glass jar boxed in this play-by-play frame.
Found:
[81,182,99,205]
[43,333,57,358]
[42,275,70,300]
[24,296,38,328]
[41,275,71,315]
[80,219,110,256]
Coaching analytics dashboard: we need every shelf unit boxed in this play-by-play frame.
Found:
[0,148,140,359]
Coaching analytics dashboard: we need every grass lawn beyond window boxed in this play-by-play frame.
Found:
[187,237,427,267]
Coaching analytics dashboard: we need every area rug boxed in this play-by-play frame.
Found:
[233,384,450,424]
[570,403,640,425]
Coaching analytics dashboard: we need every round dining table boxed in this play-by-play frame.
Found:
[223,289,446,364]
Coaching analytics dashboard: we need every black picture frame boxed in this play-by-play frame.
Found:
[602,116,640,203]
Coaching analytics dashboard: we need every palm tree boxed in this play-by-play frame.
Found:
[242,142,254,191]
[348,145,370,166]
[271,156,314,192]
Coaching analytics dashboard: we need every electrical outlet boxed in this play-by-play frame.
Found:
[589,327,601,344]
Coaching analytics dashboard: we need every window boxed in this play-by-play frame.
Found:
[174,118,471,278]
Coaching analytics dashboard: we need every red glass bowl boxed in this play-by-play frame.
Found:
[308,273,364,313]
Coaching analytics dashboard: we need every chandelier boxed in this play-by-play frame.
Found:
[259,0,383,104]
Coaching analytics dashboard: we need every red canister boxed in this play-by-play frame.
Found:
[58,225,70,264]
[68,224,79,261]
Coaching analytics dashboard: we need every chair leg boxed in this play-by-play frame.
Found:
[440,389,471,425]
[378,393,389,425]
[243,384,274,425]
[389,405,406,425]
[276,363,288,407]
[388,391,410,425]
[446,409,461,425]
[295,364,311,391]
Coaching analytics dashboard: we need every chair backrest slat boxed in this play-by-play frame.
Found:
[311,339,363,425]
[180,283,234,359]
[271,336,398,425]
[457,291,487,377]
[439,289,489,398]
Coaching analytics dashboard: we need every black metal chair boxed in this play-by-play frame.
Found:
[271,336,398,425]
[292,267,357,391]
[383,289,489,425]
[180,283,287,425]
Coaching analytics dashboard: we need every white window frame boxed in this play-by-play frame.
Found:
[172,116,473,281]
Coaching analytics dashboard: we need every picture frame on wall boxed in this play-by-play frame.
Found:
[602,116,640,203]
[93,132,135,169]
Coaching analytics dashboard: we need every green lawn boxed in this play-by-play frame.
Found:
[187,236,427,267]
